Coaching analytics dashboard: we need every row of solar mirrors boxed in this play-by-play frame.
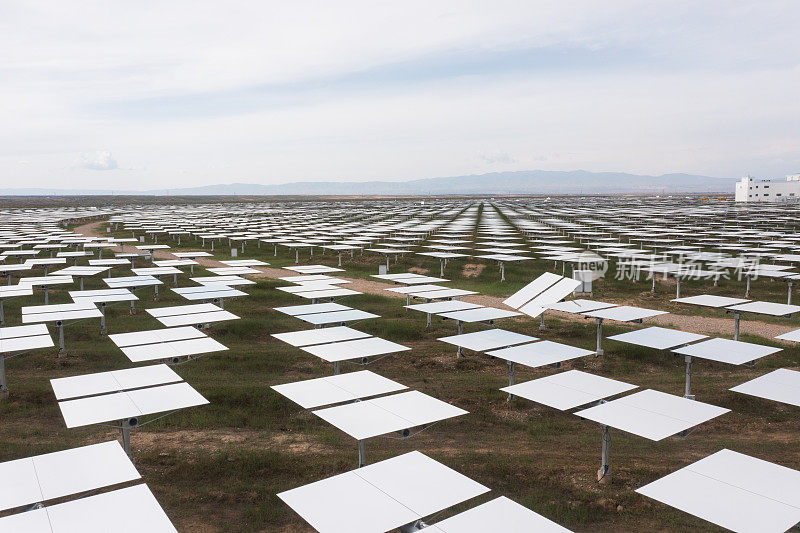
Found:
[269,269,800,532]
[0,241,275,530]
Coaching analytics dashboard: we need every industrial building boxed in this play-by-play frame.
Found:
[735,174,800,202]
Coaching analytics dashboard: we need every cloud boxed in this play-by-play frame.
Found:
[477,151,517,165]
[1,1,799,187]
[74,151,118,171]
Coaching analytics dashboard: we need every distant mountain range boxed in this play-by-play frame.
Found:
[0,170,736,196]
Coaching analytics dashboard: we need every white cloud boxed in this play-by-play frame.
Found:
[74,151,118,171]
[477,151,517,165]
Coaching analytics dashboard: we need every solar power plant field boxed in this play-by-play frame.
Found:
[2,196,800,532]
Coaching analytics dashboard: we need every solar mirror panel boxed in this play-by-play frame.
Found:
[518,278,583,317]
[293,287,361,299]
[404,300,482,313]
[294,309,379,325]
[277,451,489,533]
[0,440,139,513]
[607,327,708,350]
[300,337,411,363]
[51,364,182,400]
[430,496,573,533]
[0,324,53,352]
[271,370,408,409]
[546,299,617,314]
[775,327,800,342]
[272,326,371,347]
[726,301,800,316]
[408,288,478,299]
[191,275,254,286]
[437,307,521,322]
[0,484,179,533]
[672,294,750,307]
[730,368,800,407]
[581,305,668,322]
[312,390,468,440]
[574,389,729,440]
[437,329,538,351]
[636,449,800,533]
[57,381,209,428]
[487,340,594,368]
[671,337,781,365]
[274,302,351,316]
[501,370,637,411]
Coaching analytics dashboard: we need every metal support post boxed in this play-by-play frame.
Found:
[745,276,751,297]
[500,262,505,282]
[333,361,341,375]
[539,313,546,331]
[507,361,516,401]
[386,256,390,271]
[130,300,136,314]
[44,287,49,305]
[598,424,611,483]
[651,274,656,292]
[338,252,342,267]
[100,303,107,334]
[0,299,4,326]
[121,417,138,459]
[426,313,432,328]
[595,318,604,356]
[154,284,159,300]
[457,321,463,357]
[734,312,740,341]
[295,249,299,264]
[684,355,694,400]
[440,259,445,277]
[789,281,793,305]
[357,439,366,468]
[173,273,177,285]
[57,321,65,355]
[399,521,427,532]
[79,277,84,290]
[0,355,7,394]
[676,277,681,299]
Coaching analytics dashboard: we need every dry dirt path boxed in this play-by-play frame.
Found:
[76,220,798,341]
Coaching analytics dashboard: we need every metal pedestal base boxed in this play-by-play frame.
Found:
[121,417,138,459]
[57,321,66,356]
[0,355,7,396]
[598,424,611,483]
[100,303,107,334]
[595,318,604,356]
[358,439,366,468]
[684,355,695,400]
[507,361,516,401]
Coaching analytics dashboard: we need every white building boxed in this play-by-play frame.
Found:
[735,175,800,202]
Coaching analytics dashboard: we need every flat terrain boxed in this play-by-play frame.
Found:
[1,217,798,532]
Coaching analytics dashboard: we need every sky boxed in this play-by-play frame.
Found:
[1,1,799,190]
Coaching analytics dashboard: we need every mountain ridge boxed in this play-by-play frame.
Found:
[0,170,736,196]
